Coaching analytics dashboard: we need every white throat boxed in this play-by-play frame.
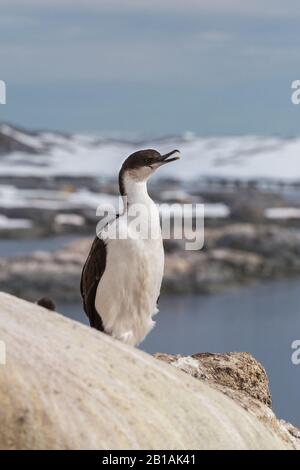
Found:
[121,173,161,239]
[122,175,151,205]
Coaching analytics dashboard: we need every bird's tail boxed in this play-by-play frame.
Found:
[37,297,56,311]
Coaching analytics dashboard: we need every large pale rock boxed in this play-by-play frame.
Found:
[0,292,298,450]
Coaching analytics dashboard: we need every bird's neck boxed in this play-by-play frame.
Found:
[120,174,152,206]
[119,172,161,239]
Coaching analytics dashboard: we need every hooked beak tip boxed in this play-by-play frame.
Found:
[160,150,181,165]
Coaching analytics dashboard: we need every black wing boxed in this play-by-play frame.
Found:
[80,236,107,331]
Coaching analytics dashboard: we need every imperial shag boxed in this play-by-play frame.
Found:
[80,149,180,346]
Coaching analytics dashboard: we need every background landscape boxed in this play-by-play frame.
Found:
[1,0,300,429]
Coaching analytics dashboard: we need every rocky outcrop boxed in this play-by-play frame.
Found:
[154,352,272,406]
[0,292,298,450]
[155,352,300,450]
[2,223,300,301]
[0,123,40,155]
[0,245,83,302]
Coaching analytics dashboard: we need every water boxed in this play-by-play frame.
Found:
[59,280,300,428]
[0,235,82,257]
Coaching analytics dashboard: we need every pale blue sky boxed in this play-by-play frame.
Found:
[0,1,299,135]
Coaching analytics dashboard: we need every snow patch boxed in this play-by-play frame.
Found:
[1,125,300,182]
[265,207,300,219]
[0,215,32,230]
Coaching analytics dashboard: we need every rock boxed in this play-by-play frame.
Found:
[221,189,286,223]
[209,249,264,276]
[2,222,300,301]
[154,352,272,406]
[0,123,40,155]
[0,239,90,302]
[155,352,300,450]
[0,292,298,450]
[214,224,300,258]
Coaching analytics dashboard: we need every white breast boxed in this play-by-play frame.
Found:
[95,200,164,346]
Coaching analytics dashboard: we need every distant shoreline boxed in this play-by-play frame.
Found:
[2,222,300,302]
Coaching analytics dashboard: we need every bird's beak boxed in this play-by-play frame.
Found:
[158,149,181,166]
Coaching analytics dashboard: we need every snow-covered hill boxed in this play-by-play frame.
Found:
[1,123,300,182]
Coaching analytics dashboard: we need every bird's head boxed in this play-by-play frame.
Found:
[119,149,180,195]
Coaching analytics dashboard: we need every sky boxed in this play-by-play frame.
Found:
[0,0,300,136]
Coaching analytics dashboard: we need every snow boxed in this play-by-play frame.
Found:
[0,184,118,212]
[68,191,118,209]
[1,125,300,182]
[0,180,229,222]
[0,215,32,230]
[159,203,229,218]
[265,208,300,219]
[204,203,230,218]
[55,214,85,226]
[0,124,45,151]
[159,189,197,202]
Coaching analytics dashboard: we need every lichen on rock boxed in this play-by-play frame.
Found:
[155,351,300,449]
[155,351,272,406]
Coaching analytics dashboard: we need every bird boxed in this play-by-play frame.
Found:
[80,148,180,346]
